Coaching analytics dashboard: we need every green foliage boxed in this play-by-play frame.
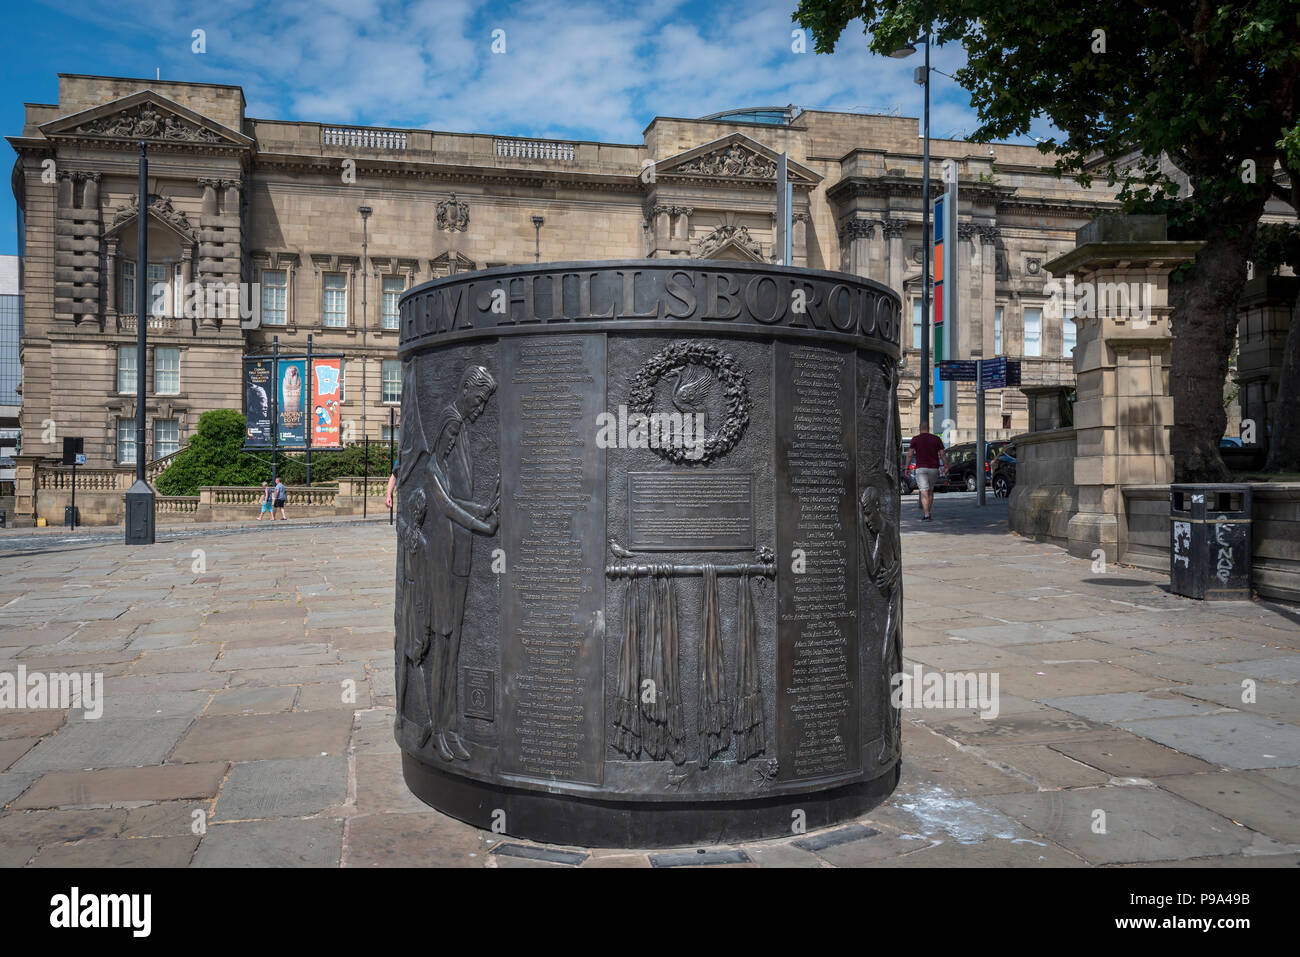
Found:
[792,1,1299,232]
[155,409,263,495]
[154,409,398,495]
[1252,222,1300,275]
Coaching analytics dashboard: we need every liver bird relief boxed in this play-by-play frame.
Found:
[667,365,714,432]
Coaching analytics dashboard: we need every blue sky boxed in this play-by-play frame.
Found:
[2,0,1049,256]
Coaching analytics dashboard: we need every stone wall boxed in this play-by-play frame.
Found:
[31,477,387,526]
[1007,427,1078,549]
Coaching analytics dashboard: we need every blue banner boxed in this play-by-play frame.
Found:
[277,358,307,447]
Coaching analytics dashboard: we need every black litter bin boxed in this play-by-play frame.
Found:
[1170,484,1252,600]
[64,505,80,528]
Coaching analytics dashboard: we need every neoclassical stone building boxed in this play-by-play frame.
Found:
[9,74,1118,469]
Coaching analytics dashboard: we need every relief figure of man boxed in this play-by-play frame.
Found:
[860,485,902,765]
[425,364,500,762]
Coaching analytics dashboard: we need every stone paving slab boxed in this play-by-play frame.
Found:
[1042,691,1226,723]
[29,836,199,868]
[1049,735,1221,777]
[213,756,347,820]
[192,819,345,867]
[1156,771,1300,844]
[14,762,227,809]
[986,787,1286,864]
[171,712,353,763]
[1116,713,1300,770]
[9,717,194,773]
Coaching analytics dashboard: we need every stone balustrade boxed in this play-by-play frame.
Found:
[494,137,575,161]
[322,126,408,150]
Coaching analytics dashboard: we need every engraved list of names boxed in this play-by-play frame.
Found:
[499,335,606,785]
[774,342,861,780]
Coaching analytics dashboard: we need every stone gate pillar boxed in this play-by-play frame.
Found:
[1044,215,1202,562]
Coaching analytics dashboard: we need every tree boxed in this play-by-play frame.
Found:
[793,0,1300,481]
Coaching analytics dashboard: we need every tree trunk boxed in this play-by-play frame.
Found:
[1265,293,1300,472]
[1169,215,1262,483]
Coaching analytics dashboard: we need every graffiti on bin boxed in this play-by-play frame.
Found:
[1173,521,1191,568]
[1216,523,1235,585]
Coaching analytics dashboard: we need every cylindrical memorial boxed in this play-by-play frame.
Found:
[395,260,903,847]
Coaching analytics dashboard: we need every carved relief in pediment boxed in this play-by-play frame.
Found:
[677,145,777,179]
[74,104,223,143]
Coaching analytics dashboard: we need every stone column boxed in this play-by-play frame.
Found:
[82,172,100,210]
[12,454,43,526]
[1044,216,1202,562]
[882,219,907,299]
[671,206,692,242]
[57,170,73,208]
[105,236,118,320]
[839,218,875,280]
[199,179,219,216]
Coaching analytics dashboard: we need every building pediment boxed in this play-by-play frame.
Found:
[694,223,766,262]
[656,133,821,187]
[103,192,197,244]
[38,90,252,150]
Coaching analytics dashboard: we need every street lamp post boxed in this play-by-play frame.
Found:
[532,215,544,262]
[358,205,371,444]
[892,34,932,431]
[124,140,155,545]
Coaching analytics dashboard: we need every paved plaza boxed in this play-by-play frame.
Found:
[0,496,1297,868]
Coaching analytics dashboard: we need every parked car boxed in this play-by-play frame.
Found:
[944,441,1009,492]
[899,440,917,495]
[991,443,1017,496]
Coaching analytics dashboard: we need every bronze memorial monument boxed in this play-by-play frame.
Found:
[395,260,903,846]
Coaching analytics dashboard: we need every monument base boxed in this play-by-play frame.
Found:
[402,751,900,848]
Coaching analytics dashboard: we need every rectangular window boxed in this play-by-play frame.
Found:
[994,306,1003,355]
[154,346,180,395]
[322,273,347,327]
[911,299,934,350]
[381,276,405,330]
[1023,307,1042,357]
[121,259,136,313]
[381,359,402,404]
[261,269,287,326]
[1063,310,1077,358]
[147,262,169,317]
[381,424,397,443]
[117,345,137,394]
[117,418,136,465]
[153,418,180,458]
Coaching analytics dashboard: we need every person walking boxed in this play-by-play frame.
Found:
[257,482,273,521]
[272,477,288,521]
[906,426,949,521]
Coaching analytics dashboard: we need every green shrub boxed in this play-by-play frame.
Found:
[155,409,399,494]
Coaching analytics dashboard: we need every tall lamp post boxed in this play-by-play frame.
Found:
[891,33,932,431]
[532,215,544,262]
[358,205,371,444]
[124,140,155,544]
